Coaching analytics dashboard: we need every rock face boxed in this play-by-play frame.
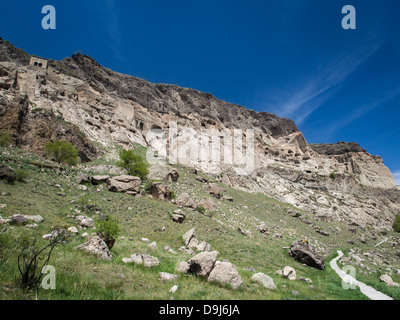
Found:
[1,38,399,230]
[288,239,325,270]
[75,236,112,260]
[207,261,243,289]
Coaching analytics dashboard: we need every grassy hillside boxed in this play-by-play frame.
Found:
[1,146,399,300]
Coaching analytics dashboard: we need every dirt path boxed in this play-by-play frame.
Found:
[330,250,393,300]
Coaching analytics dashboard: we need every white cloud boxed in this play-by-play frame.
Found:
[265,43,382,125]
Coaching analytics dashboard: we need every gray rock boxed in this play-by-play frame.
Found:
[75,236,112,260]
[283,266,296,280]
[208,261,243,290]
[176,261,190,273]
[159,272,178,281]
[288,239,325,270]
[188,251,218,277]
[251,273,277,290]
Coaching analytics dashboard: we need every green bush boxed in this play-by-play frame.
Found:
[96,215,120,244]
[197,206,206,214]
[45,141,79,166]
[329,172,337,180]
[393,216,400,233]
[0,132,10,147]
[117,149,149,180]
[15,169,30,182]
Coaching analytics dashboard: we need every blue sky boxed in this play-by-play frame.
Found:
[1,0,399,184]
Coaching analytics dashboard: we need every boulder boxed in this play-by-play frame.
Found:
[172,209,186,223]
[207,261,243,289]
[188,251,218,277]
[80,218,95,229]
[68,226,79,234]
[176,261,190,273]
[159,272,178,281]
[380,274,394,286]
[107,175,141,194]
[142,254,161,268]
[251,273,277,290]
[209,183,222,199]
[257,223,269,234]
[288,239,325,270]
[122,254,160,267]
[75,236,112,260]
[283,266,296,280]
[176,193,197,208]
[164,170,179,182]
[11,214,28,225]
[199,198,216,211]
[149,182,171,201]
[77,173,91,185]
[92,175,110,185]
[0,165,15,183]
[182,228,196,246]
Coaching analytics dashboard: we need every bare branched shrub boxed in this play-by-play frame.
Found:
[17,229,67,290]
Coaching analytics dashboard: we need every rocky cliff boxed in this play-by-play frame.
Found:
[0,37,398,229]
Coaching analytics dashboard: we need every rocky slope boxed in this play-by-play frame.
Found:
[0,37,399,230]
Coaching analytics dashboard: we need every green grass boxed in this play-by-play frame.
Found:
[0,146,398,300]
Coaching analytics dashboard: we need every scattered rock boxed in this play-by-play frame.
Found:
[75,236,112,260]
[164,170,179,182]
[176,261,190,273]
[188,251,218,277]
[68,226,79,234]
[77,174,91,185]
[11,215,28,225]
[172,209,186,223]
[209,183,222,199]
[149,182,172,201]
[169,285,179,293]
[251,273,277,290]
[91,175,110,185]
[108,175,141,194]
[159,272,178,281]
[148,242,157,250]
[282,266,296,280]
[176,193,197,208]
[208,261,243,289]
[199,198,216,211]
[288,239,325,270]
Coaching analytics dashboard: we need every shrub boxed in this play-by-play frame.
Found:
[96,215,120,249]
[16,229,66,290]
[393,216,400,233]
[117,149,149,180]
[0,132,10,147]
[15,169,30,182]
[329,172,337,180]
[197,205,206,214]
[45,141,79,166]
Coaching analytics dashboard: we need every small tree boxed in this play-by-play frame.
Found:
[0,132,10,147]
[393,216,400,233]
[96,215,120,249]
[117,149,149,180]
[45,141,79,166]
